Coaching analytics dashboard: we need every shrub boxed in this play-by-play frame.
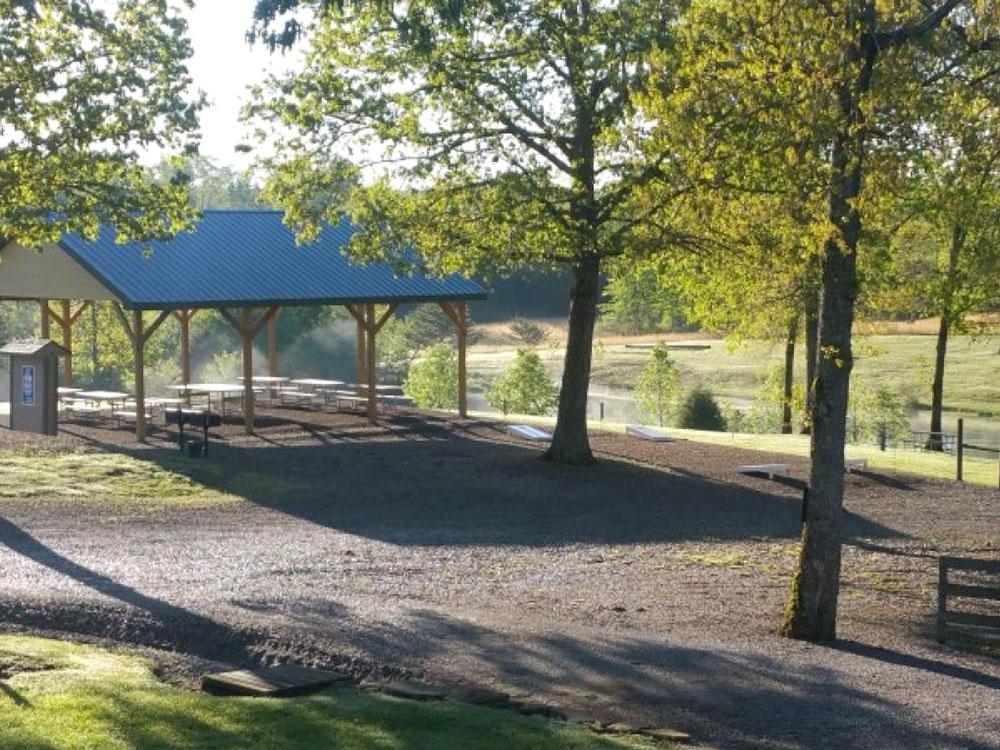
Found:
[199,350,242,383]
[403,343,458,409]
[509,317,547,347]
[678,387,726,431]
[487,349,557,415]
[634,343,679,426]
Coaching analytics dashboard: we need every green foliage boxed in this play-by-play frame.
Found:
[380,305,458,381]
[634,344,679,426]
[200,351,242,384]
[487,350,557,416]
[1,0,202,245]
[403,343,459,410]
[154,156,265,210]
[509,318,548,348]
[847,383,912,446]
[601,264,687,335]
[677,387,726,432]
[747,365,805,434]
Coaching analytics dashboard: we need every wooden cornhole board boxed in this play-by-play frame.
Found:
[508,424,552,441]
[626,425,674,442]
[202,664,348,697]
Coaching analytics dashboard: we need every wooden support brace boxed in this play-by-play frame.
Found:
[218,306,281,436]
[439,301,468,418]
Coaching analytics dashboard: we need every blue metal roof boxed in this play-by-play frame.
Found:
[58,210,487,310]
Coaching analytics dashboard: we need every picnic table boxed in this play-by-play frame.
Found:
[57,387,82,398]
[168,383,245,416]
[75,390,130,409]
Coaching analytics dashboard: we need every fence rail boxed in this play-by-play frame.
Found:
[937,556,1000,643]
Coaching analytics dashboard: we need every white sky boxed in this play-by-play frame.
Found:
[180,0,298,170]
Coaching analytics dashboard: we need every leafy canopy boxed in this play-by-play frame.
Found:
[1,0,202,245]
[244,0,697,275]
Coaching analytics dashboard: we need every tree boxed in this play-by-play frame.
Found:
[1,0,201,245]
[873,97,1000,449]
[652,0,1000,640]
[487,350,557,416]
[677,387,725,431]
[634,343,679,426]
[380,305,461,381]
[600,263,687,334]
[244,0,700,464]
[403,343,459,409]
[154,156,265,210]
[509,318,548,348]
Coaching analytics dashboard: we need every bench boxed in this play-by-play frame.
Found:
[735,463,792,479]
[112,410,153,427]
[937,556,1000,644]
[626,425,674,442]
[508,424,552,442]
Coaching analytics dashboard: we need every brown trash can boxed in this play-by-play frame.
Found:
[0,339,68,435]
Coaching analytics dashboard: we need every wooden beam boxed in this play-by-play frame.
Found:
[68,301,90,325]
[439,302,468,417]
[241,307,255,436]
[111,302,135,342]
[142,310,173,344]
[365,303,377,424]
[344,304,364,324]
[173,309,195,384]
[60,300,73,388]
[132,308,147,442]
[39,300,50,338]
[373,304,398,335]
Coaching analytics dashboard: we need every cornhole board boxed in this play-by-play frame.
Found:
[626,425,674,442]
[845,458,868,473]
[734,463,791,480]
[202,664,348,697]
[508,424,552,441]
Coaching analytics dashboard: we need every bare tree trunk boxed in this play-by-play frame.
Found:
[546,254,600,464]
[782,31,872,638]
[782,314,799,434]
[802,281,820,435]
[928,224,963,451]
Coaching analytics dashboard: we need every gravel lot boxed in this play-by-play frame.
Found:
[0,409,998,748]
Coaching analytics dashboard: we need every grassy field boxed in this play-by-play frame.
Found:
[470,329,1000,416]
[0,635,655,750]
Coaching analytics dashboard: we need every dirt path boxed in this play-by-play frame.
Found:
[0,412,997,748]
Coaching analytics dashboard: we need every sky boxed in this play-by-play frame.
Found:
[179,0,297,170]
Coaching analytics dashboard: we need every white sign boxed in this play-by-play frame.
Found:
[20,364,35,406]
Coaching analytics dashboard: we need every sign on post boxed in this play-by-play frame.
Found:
[20,364,35,406]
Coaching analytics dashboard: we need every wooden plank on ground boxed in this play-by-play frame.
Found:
[202,664,348,697]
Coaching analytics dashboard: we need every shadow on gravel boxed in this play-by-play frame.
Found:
[830,639,1000,690]
[0,516,265,666]
[350,608,1000,750]
[72,423,900,548]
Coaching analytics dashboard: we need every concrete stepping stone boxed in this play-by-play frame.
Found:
[202,663,348,697]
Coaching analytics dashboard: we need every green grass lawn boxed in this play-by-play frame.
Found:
[0,635,655,750]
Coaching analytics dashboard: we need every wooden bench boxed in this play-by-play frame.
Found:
[937,556,1000,644]
[112,410,153,427]
[508,424,552,442]
[734,463,792,479]
[626,425,674,442]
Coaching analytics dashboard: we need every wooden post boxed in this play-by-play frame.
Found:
[355,307,367,397]
[456,301,467,418]
[365,304,378,423]
[242,307,255,436]
[956,418,964,482]
[39,300,50,339]
[133,309,146,442]
[267,313,279,378]
[177,310,192,384]
[60,299,73,387]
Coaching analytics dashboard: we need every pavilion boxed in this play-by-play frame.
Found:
[0,210,487,440]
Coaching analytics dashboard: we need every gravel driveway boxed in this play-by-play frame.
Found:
[0,411,997,748]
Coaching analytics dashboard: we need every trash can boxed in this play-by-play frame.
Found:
[183,438,204,458]
[0,339,68,436]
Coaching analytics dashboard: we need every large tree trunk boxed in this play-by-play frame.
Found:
[782,314,799,434]
[546,254,601,464]
[927,224,963,451]
[802,281,820,435]
[927,315,949,450]
[782,34,871,639]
